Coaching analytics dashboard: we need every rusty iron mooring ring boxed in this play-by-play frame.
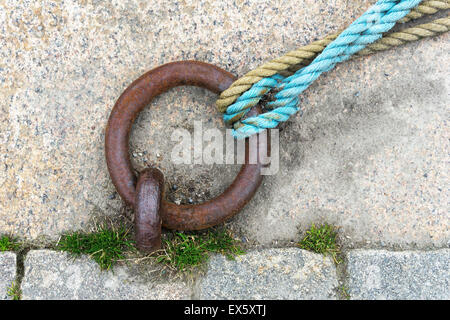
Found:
[105,61,269,241]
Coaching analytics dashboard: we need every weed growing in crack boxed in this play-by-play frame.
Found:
[340,285,351,300]
[0,235,20,252]
[7,281,21,300]
[154,229,245,271]
[297,223,342,264]
[56,225,135,270]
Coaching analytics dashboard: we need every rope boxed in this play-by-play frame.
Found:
[401,0,450,21]
[216,1,449,135]
[218,0,450,138]
[216,0,449,113]
[359,16,449,54]
[225,15,450,129]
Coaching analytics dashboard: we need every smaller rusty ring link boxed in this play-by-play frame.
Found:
[105,61,270,251]
[135,168,164,253]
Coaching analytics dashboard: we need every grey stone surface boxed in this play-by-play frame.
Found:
[197,248,338,300]
[0,252,16,300]
[346,249,450,300]
[0,0,448,250]
[231,32,450,248]
[21,250,191,300]
[0,0,371,239]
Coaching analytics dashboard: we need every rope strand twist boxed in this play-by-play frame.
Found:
[216,0,449,138]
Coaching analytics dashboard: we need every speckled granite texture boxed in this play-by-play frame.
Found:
[346,249,450,300]
[197,248,339,300]
[4,248,449,300]
[21,250,191,300]
[0,252,16,300]
[0,1,448,250]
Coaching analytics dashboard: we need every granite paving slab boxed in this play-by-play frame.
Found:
[21,250,191,300]
[346,249,450,300]
[0,252,16,300]
[197,248,339,300]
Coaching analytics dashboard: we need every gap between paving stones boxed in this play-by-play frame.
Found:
[3,247,343,300]
[0,213,447,300]
[2,242,449,300]
[2,219,450,300]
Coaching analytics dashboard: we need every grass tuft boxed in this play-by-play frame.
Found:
[155,229,245,271]
[340,285,351,300]
[7,281,21,300]
[0,235,20,252]
[56,226,135,270]
[297,223,341,263]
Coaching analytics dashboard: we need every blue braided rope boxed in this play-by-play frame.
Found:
[226,0,423,139]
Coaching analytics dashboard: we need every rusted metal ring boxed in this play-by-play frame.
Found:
[105,61,269,231]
